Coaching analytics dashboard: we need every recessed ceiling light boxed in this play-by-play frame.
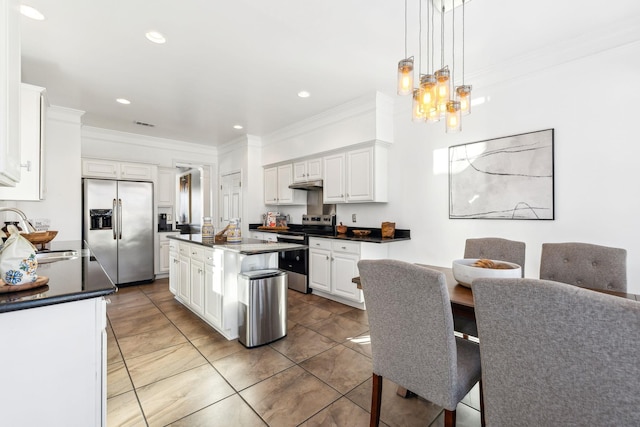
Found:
[20,5,45,20]
[145,31,166,44]
[116,98,131,105]
[233,125,244,130]
[297,91,311,98]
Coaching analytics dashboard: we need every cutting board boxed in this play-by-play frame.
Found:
[257,226,289,231]
[0,276,49,293]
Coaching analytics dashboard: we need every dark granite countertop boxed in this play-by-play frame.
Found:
[168,234,307,254]
[249,223,411,244]
[0,240,116,314]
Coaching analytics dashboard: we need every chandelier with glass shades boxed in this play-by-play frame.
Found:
[397,0,472,133]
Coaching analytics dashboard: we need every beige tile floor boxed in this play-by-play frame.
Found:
[106,278,482,426]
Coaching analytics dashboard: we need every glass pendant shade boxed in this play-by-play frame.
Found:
[456,85,472,116]
[412,88,426,122]
[435,67,450,116]
[397,58,414,96]
[419,74,437,113]
[446,100,461,133]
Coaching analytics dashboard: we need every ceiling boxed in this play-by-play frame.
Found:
[19,0,640,147]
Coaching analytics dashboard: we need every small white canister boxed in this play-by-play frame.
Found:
[226,219,242,243]
[202,217,214,238]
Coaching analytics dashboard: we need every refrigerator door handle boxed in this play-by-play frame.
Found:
[112,198,117,240]
[118,198,123,239]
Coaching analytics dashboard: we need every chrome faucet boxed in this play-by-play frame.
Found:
[0,207,37,233]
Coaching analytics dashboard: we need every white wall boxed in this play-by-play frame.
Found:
[217,134,265,229]
[379,40,640,293]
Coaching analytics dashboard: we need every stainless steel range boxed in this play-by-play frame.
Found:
[276,214,335,293]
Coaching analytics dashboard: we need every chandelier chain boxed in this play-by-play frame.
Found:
[404,0,408,58]
[431,0,435,73]
[452,0,455,86]
[462,0,466,85]
[419,0,422,74]
[440,5,445,68]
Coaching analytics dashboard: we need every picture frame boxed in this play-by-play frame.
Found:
[178,173,192,224]
[449,129,554,220]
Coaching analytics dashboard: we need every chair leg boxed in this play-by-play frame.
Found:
[479,380,485,427]
[444,409,456,427]
[370,374,383,427]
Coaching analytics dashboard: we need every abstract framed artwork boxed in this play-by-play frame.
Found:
[449,129,554,220]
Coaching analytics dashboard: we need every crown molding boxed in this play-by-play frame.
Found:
[82,126,216,155]
[47,105,84,124]
[261,92,385,146]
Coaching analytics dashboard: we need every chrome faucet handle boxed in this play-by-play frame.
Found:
[0,207,37,233]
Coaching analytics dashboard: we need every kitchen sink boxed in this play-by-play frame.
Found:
[36,250,79,264]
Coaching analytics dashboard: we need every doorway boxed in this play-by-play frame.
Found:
[175,163,210,233]
[220,172,241,228]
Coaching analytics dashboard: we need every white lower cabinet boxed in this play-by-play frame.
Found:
[309,237,388,309]
[178,243,191,301]
[189,246,205,316]
[159,232,180,275]
[169,239,179,295]
[0,297,107,425]
[203,248,224,329]
[249,231,277,242]
[309,241,331,293]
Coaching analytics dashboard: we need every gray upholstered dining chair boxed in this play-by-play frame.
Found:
[472,277,640,426]
[358,259,483,427]
[464,237,526,273]
[539,242,627,292]
[456,237,526,337]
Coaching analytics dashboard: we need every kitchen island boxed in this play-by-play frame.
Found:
[167,234,306,340]
[0,240,116,426]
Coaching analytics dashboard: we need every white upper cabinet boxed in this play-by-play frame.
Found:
[293,157,322,182]
[346,147,374,202]
[322,153,346,203]
[0,84,47,200]
[323,143,388,203]
[82,158,155,181]
[0,0,21,187]
[157,167,176,207]
[264,164,306,205]
[82,158,118,178]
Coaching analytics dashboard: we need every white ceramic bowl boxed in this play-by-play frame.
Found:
[452,258,522,288]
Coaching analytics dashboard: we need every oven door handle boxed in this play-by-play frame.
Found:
[276,234,305,241]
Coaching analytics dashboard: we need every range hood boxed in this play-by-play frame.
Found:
[288,179,323,190]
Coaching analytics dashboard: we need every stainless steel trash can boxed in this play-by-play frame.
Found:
[237,269,288,348]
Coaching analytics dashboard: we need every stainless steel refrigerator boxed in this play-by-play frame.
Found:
[82,179,154,285]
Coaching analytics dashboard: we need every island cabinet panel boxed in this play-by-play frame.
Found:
[0,298,107,426]
[203,248,224,329]
[169,239,179,294]
[169,239,278,340]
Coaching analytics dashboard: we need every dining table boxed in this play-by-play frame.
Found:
[352,263,639,398]
[352,264,638,318]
